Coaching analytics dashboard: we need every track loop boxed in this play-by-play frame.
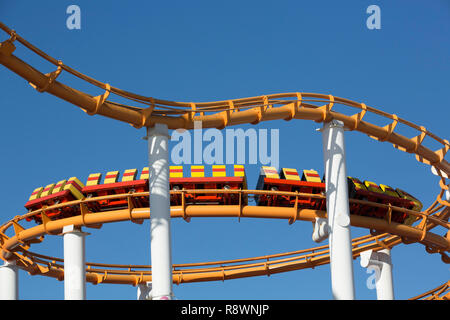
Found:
[29,60,63,93]
[87,83,111,116]
[375,238,392,250]
[418,215,429,242]
[349,103,367,131]
[316,95,334,123]
[251,98,266,125]
[416,139,450,167]
[40,210,53,235]
[95,271,108,285]
[396,126,428,154]
[288,192,299,225]
[7,29,17,42]
[0,22,449,298]
[441,251,450,264]
[0,29,16,55]
[133,98,155,129]
[177,271,183,285]
[376,114,398,142]
[286,92,302,121]
[401,236,417,245]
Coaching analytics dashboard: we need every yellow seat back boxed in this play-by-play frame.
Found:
[41,183,55,197]
[28,187,44,201]
[140,167,149,180]
[212,165,226,177]
[191,165,205,178]
[302,169,321,183]
[170,166,183,178]
[86,173,102,186]
[364,181,384,194]
[104,171,119,184]
[260,166,279,179]
[122,169,137,182]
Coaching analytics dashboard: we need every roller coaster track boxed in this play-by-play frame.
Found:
[410,280,450,300]
[1,190,449,292]
[0,22,449,298]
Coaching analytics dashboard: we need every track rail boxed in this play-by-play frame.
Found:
[0,189,448,286]
[0,22,449,298]
[0,22,449,173]
[410,281,450,300]
[18,234,404,286]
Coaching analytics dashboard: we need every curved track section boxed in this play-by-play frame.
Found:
[0,22,449,299]
[410,281,450,300]
[0,190,449,286]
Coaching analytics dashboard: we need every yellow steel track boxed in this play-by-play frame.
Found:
[0,22,449,299]
[410,280,450,300]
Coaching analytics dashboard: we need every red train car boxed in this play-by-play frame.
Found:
[169,165,247,205]
[23,165,421,226]
[255,166,326,210]
[347,177,417,224]
[24,177,85,223]
[82,169,149,211]
[255,166,421,225]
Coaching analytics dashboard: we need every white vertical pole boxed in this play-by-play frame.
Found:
[322,119,355,300]
[375,249,394,300]
[360,248,394,300]
[0,261,18,300]
[147,123,173,300]
[63,224,87,300]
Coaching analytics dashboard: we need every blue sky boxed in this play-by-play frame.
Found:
[0,1,449,300]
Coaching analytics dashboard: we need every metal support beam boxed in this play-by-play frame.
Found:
[360,249,395,300]
[63,224,88,300]
[0,261,18,300]
[147,123,173,300]
[312,217,329,243]
[137,282,153,300]
[322,119,355,300]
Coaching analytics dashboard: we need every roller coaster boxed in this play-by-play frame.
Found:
[0,21,449,300]
[24,165,422,227]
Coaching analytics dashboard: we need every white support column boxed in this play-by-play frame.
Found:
[322,119,355,300]
[0,260,18,300]
[360,248,395,300]
[63,224,88,300]
[376,249,394,300]
[147,123,173,300]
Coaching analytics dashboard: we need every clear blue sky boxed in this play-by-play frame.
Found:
[0,0,449,300]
